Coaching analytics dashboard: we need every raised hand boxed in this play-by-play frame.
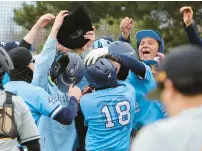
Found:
[35,13,55,29]
[52,10,69,31]
[83,26,96,50]
[68,84,82,103]
[84,47,109,66]
[120,17,133,39]
[179,6,193,27]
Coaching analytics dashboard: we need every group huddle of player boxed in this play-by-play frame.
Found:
[0,5,202,151]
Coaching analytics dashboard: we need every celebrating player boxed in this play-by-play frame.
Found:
[81,58,136,151]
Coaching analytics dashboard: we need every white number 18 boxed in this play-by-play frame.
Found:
[101,101,131,128]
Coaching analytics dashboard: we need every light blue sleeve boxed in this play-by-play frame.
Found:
[144,64,154,81]
[36,88,63,119]
[32,37,57,90]
[133,64,153,81]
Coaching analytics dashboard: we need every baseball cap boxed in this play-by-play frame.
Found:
[0,41,33,52]
[148,44,202,100]
[136,30,161,43]
[8,47,32,69]
[136,30,164,53]
[57,4,93,49]
[3,41,19,52]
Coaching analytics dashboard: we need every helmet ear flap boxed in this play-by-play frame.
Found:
[0,47,14,73]
[56,52,85,93]
[50,53,65,80]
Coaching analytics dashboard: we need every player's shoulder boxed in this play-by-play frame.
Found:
[80,91,98,109]
[118,81,135,92]
[81,91,96,102]
[30,84,48,95]
[0,91,30,114]
[118,80,132,87]
[12,95,30,112]
[139,116,184,137]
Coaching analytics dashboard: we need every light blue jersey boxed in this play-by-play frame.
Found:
[126,64,156,95]
[31,37,77,151]
[4,81,62,124]
[126,64,167,131]
[134,93,167,131]
[80,81,136,151]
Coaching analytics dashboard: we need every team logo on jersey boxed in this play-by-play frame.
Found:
[49,96,56,106]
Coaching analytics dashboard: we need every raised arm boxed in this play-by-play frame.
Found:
[19,14,55,50]
[84,47,146,78]
[118,17,133,44]
[32,11,68,90]
[180,6,202,47]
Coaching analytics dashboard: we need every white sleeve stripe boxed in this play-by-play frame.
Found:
[137,75,146,80]
[50,105,63,119]
[20,135,40,144]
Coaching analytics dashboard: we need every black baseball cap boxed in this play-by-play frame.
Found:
[57,4,93,49]
[8,47,32,69]
[148,44,202,100]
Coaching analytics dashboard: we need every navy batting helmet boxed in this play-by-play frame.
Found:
[108,41,137,80]
[50,52,85,93]
[85,58,118,90]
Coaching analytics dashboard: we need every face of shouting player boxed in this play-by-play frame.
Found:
[138,37,159,61]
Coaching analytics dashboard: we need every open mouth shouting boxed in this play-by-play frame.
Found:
[142,49,151,58]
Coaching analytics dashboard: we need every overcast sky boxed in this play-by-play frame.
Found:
[0,1,35,41]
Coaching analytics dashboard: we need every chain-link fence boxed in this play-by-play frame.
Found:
[0,1,121,54]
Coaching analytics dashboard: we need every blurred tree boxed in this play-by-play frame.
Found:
[14,1,202,52]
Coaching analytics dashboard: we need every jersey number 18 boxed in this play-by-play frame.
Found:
[101,101,130,128]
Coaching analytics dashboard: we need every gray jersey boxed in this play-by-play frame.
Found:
[131,106,202,151]
[0,91,40,151]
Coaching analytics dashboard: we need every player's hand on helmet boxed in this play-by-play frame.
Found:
[179,6,193,27]
[68,85,82,103]
[35,13,55,29]
[84,47,109,66]
[83,26,96,51]
[120,17,133,39]
[52,10,69,31]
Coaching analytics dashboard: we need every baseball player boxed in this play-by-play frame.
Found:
[30,10,93,151]
[84,41,167,135]
[119,17,165,62]
[81,58,136,151]
[0,47,40,151]
[131,44,202,151]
